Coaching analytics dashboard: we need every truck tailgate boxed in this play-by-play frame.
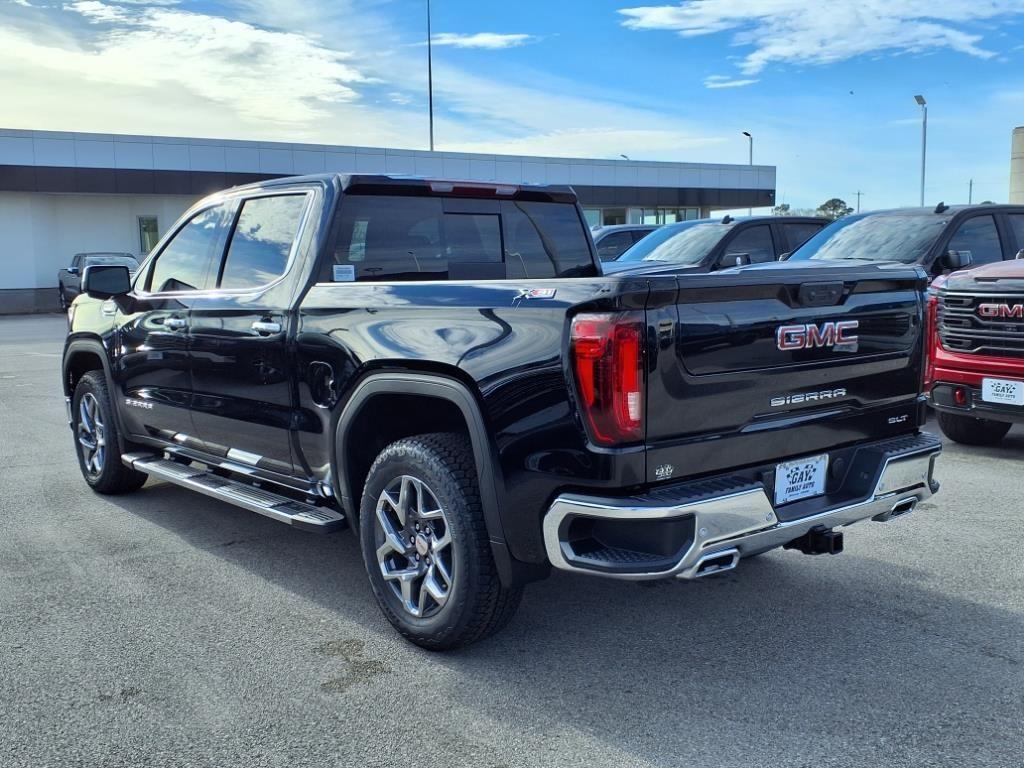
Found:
[643,262,929,485]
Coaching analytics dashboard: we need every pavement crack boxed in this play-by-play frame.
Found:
[315,638,390,693]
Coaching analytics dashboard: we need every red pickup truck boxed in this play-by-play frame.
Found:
[928,260,1024,444]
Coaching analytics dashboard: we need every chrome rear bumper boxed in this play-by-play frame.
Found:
[542,433,941,580]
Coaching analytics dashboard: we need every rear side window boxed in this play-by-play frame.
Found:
[947,215,1003,266]
[147,204,233,293]
[502,201,595,278]
[219,194,308,289]
[781,222,823,252]
[724,224,775,264]
[323,195,596,281]
[595,231,633,261]
[1008,214,1024,254]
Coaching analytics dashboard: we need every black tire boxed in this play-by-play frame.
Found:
[72,371,148,494]
[936,410,1012,446]
[359,433,522,650]
[58,289,68,311]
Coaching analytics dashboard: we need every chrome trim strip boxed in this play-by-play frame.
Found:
[542,439,941,581]
[226,447,263,466]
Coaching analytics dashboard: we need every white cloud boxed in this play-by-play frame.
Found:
[0,0,727,162]
[429,32,536,49]
[450,127,725,160]
[21,1,370,123]
[703,74,758,89]
[619,1,1024,74]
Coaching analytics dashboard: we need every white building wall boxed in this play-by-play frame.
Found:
[0,192,194,290]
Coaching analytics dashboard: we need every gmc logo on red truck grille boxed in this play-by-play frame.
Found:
[978,303,1024,319]
[777,320,859,351]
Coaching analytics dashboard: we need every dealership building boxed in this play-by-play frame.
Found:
[0,128,776,313]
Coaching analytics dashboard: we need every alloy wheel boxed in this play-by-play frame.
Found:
[77,392,106,476]
[373,475,454,618]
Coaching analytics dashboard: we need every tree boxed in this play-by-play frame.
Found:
[816,198,854,220]
[772,203,791,216]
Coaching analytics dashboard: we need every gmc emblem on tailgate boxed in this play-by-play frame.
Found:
[776,320,859,351]
[978,303,1024,319]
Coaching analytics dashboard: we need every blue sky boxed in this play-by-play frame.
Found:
[3,0,1024,210]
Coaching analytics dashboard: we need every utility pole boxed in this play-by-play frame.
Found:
[968,178,973,204]
[914,95,927,206]
[854,190,863,213]
[427,0,434,151]
[742,131,753,216]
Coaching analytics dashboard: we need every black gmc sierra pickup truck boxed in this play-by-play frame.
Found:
[63,174,942,649]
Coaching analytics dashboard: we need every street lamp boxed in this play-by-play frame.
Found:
[427,0,435,151]
[914,95,927,206]
[742,131,753,215]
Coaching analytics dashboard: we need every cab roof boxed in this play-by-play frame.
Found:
[229,173,579,204]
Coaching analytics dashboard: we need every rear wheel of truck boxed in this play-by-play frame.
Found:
[936,411,1012,446]
[358,433,522,650]
[72,371,148,494]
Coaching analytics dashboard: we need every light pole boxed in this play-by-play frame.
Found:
[742,131,753,215]
[914,95,927,206]
[427,0,434,151]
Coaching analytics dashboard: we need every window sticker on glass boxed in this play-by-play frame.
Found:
[333,264,356,282]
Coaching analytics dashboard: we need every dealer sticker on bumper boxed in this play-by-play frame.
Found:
[774,454,829,506]
[981,378,1024,406]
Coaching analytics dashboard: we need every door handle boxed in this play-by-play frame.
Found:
[251,320,282,334]
[164,317,187,330]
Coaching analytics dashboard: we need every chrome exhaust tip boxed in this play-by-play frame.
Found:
[685,548,740,579]
[872,497,918,523]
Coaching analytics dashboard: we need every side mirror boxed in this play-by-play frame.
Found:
[82,264,131,299]
[722,252,751,267]
[1016,249,1024,260]
[66,266,79,275]
[777,252,791,261]
[940,250,972,272]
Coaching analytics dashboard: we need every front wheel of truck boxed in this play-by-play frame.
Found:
[358,433,522,650]
[936,411,1012,446]
[72,371,148,494]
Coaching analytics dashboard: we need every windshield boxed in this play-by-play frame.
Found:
[83,255,138,268]
[615,220,734,265]
[788,212,952,264]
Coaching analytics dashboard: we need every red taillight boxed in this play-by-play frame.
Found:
[570,312,645,445]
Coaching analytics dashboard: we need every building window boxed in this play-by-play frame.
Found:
[637,207,700,225]
[602,208,627,226]
[582,208,602,229]
[138,216,159,255]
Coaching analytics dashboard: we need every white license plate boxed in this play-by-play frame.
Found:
[774,454,829,506]
[981,378,1024,406]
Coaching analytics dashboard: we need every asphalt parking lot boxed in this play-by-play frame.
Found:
[1,313,1022,768]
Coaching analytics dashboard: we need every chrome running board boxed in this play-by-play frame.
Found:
[122,453,346,532]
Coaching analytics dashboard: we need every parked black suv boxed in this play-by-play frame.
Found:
[63,175,941,649]
[605,215,827,273]
[786,204,1024,277]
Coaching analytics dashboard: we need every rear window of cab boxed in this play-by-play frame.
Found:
[321,195,597,282]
